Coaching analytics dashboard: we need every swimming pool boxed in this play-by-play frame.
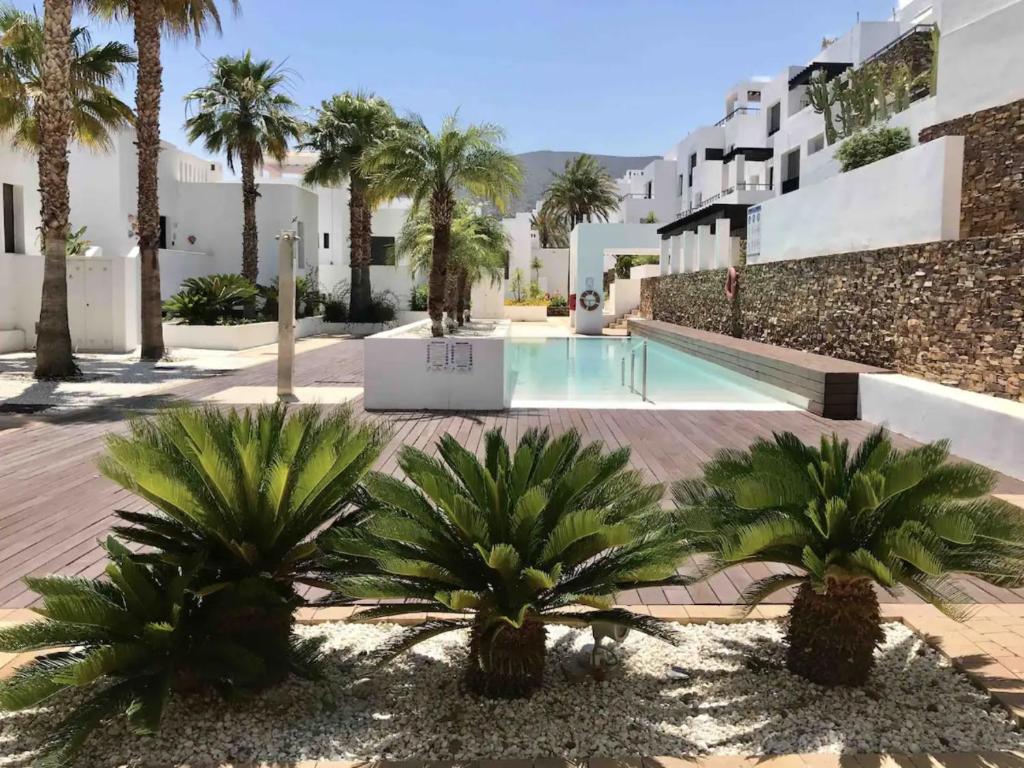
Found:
[507,337,797,409]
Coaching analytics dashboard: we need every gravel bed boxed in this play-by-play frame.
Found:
[1,620,1021,766]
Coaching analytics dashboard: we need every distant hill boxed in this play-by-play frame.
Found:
[509,151,661,215]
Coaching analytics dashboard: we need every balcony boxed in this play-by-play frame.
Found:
[715,106,760,127]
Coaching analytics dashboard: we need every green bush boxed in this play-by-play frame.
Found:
[363,290,398,322]
[322,427,688,698]
[614,254,659,280]
[260,272,324,320]
[548,292,567,308]
[163,274,258,325]
[99,405,388,688]
[323,297,348,322]
[673,428,1024,687]
[409,283,428,311]
[835,126,912,172]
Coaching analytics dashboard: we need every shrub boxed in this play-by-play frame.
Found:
[322,427,687,698]
[614,254,659,280]
[323,297,348,322]
[548,292,567,308]
[0,538,208,764]
[99,405,388,690]
[261,272,324,320]
[409,283,428,311]
[673,428,1024,687]
[836,126,912,172]
[362,290,398,323]
[163,274,258,325]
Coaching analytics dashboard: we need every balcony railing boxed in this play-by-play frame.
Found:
[715,106,761,127]
[673,183,775,218]
[734,182,773,192]
[620,192,652,200]
[861,23,936,67]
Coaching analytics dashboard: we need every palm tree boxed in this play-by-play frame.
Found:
[90,0,235,362]
[323,428,687,699]
[185,51,302,284]
[99,404,388,688]
[540,153,619,231]
[0,4,135,379]
[29,0,76,378]
[361,114,522,337]
[397,203,508,325]
[529,206,567,249]
[302,92,397,321]
[673,428,1024,687]
[0,6,135,149]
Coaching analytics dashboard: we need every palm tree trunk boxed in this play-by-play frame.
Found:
[443,268,458,330]
[240,145,259,283]
[348,177,371,320]
[33,0,78,379]
[466,617,546,698]
[785,579,884,687]
[134,0,164,361]
[428,192,453,338]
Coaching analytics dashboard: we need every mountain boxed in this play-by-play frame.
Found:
[509,151,661,215]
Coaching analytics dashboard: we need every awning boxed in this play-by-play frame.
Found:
[788,61,852,90]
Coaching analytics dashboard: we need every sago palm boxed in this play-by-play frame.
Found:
[673,428,1024,687]
[322,427,688,698]
[361,113,522,336]
[397,203,508,325]
[98,404,388,687]
[90,0,236,361]
[0,538,201,765]
[540,153,619,229]
[185,50,302,283]
[302,92,398,320]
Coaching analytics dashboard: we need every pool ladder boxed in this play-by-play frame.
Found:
[620,341,648,402]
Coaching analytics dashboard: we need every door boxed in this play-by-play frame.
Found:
[2,184,14,254]
[159,216,167,249]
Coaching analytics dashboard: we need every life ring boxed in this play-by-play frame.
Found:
[578,289,601,312]
[724,266,739,301]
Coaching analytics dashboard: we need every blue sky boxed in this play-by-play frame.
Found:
[17,0,897,157]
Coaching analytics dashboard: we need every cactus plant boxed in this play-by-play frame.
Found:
[806,70,839,145]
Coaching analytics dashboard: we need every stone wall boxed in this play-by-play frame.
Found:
[639,233,1024,401]
[919,98,1024,238]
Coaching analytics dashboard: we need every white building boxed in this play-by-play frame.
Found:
[602,0,1024,273]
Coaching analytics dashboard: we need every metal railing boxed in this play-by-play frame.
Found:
[715,106,761,127]
[619,340,649,402]
[620,192,653,200]
[861,23,936,68]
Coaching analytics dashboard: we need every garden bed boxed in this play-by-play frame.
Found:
[4,620,1021,767]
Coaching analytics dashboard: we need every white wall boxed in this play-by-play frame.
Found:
[751,136,963,264]
[534,248,569,297]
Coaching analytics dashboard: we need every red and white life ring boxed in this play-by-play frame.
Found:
[724,266,739,301]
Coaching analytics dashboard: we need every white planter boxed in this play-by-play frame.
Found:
[163,315,323,351]
[323,321,397,336]
[503,304,548,322]
[396,310,430,324]
[363,319,510,410]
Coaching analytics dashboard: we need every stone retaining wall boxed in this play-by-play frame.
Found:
[919,98,1024,238]
[639,233,1024,401]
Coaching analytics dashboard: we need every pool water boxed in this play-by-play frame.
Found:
[507,337,794,408]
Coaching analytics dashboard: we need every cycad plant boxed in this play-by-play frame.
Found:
[0,538,199,766]
[322,428,688,698]
[98,404,388,688]
[162,273,257,324]
[673,429,1024,687]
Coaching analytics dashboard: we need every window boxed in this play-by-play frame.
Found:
[678,174,685,196]
[807,134,825,156]
[747,90,762,102]
[2,184,15,254]
[688,152,697,186]
[644,181,652,199]
[767,102,781,136]
[370,236,396,266]
[323,232,330,249]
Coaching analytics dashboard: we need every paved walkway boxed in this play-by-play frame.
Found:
[1,336,1022,609]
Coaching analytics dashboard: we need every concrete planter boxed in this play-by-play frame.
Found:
[323,321,397,336]
[363,319,510,410]
[503,304,548,322]
[163,315,323,351]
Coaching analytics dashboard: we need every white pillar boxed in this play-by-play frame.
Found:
[697,225,715,271]
[681,231,698,273]
[714,218,731,269]
[733,154,746,192]
[659,237,671,276]
[277,230,298,401]
[670,235,683,274]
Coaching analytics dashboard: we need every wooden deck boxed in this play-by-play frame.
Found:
[2,336,1022,609]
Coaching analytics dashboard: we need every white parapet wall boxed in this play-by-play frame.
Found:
[749,136,965,265]
[503,305,548,322]
[363,319,510,411]
[859,373,1024,481]
[163,315,323,351]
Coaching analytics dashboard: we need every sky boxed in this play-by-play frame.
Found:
[14,0,899,159]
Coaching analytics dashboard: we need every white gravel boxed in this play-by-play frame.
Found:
[1,620,1021,766]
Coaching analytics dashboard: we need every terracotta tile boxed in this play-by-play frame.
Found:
[797,755,844,768]
[295,607,319,624]
[966,620,1004,635]
[682,606,740,622]
[754,757,808,768]
[315,607,357,622]
[752,605,791,619]
[646,606,690,621]
[642,758,701,768]
[391,612,431,626]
